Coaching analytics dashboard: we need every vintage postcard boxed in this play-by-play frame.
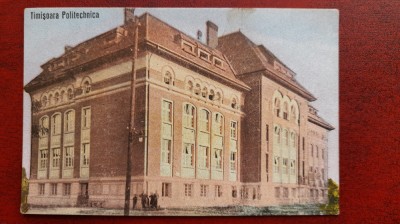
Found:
[22,8,339,216]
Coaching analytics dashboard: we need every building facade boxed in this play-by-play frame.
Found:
[25,11,334,209]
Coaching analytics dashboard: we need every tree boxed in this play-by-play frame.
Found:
[320,178,339,215]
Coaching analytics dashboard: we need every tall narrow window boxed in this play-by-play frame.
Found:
[198,146,209,168]
[214,113,223,135]
[274,157,280,173]
[283,130,289,146]
[230,121,237,139]
[63,183,71,196]
[184,184,193,197]
[183,104,195,128]
[161,139,171,164]
[290,160,296,175]
[64,146,74,168]
[82,143,90,167]
[39,149,48,169]
[39,116,49,137]
[214,149,222,169]
[274,126,281,143]
[283,102,289,120]
[39,184,45,195]
[230,151,236,171]
[51,148,60,168]
[67,88,74,100]
[266,125,269,142]
[230,121,238,173]
[52,114,61,135]
[162,183,171,197]
[183,143,194,167]
[65,110,75,132]
[199,109,210,132]
[51,183,57,195]
[274,98,281,117]
[282,158,288,174]
[82,108,91,129]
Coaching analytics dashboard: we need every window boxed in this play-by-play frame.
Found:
[316,146,319,158]
[265,154,269,174]
[51,183,57,195]
[230,121,237,139]
[231,98,237,109]
[183,104,195,128]
[215,185,222,197]
[214,149,222,169]
[214,57,223,67]
[64,110,75,132]
[83,81,91,94]
[274,98,281,117]
[290,132,296,147]
[275,187,280,198]
[39,184,45,195]
[200,185,208,197]
[213,113,224,135]
[198,146,209,168]
[290,160,296,175]
[162,101,172,123]
[39,149,48,169]
[63,183,71,196]
[208,89,215,100]
[283,188,289,198]
[161,139,171,164]
[199,109,210,132]
[183,143,194,167]
[64,146,74,168]
[82,107,91,129]
[266,125,269,142]
[232,186,237,198]
[199,50,210,61]
[51,148,60,168]
[290,105,297,122]
[194,84,201,96]
[39,116,49,137]
[162,183,171,197]
[182,41,195,54]
[274,126,281,143]
[274,157,280,173]
[230,151,236,171]
[82,143,90,166]
[60,90,65,102]
[201,87,208,98]
[41,95,48,107]
[282,158,288,174]
[67,88,74,100]
[283,102,288,120]
[54,92,60,104]
[184,184,193,197]
[48,94,53,106]
[186,80,193,92]
[283,130,289,146]
[52,113,61,135]
[164,72,172,85]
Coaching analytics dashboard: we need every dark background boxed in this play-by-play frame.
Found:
[1,0,399,223]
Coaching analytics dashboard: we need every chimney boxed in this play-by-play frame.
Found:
[206,21,218,48]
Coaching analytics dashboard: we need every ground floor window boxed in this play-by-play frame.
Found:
[38,183,45,195]
[51,183,58,195]
[215,185,222,197]
[39,149,48,169]
[162,183,171,197]
[63,183,71,196]
[283,187,289,198]
[200,185,208,197]
[184,184,193,197]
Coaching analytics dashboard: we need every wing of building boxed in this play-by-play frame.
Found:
[25,10,334,209]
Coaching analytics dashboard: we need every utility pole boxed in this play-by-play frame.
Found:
[124,8,139,216]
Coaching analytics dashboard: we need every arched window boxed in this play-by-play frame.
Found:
[183,103,195,128]
[274,98,281,117]
[39,116,49,137]
[202,87,208,98]
[213,113,224,135]
[310,144,314,157]
[283,102,289,120]
[186,80,193,92]
[54,92,60,104]
[41,95,48,107]
[83,81,91,94]
[194,84,201,96]
[48,94,53,106]
[67,88,74,100]
[199,109,210,132]
[60,90,65,102]
[64,110,75,133]
[51,113,61,135]
[215,92,221,102]
[209,89,215,101]
[290,105,296,122]
[274,126,281,143]
[164,71,172,85]
[283,130,289,146]
[231,98,237,109]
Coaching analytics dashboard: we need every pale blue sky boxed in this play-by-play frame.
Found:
[24,8,339,182]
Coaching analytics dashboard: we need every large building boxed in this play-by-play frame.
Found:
[25,11,334,209]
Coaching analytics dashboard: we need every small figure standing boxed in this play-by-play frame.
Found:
[154,191,159,209]
[141,193,146,209]
[132,194,137,210]
[145,194,150,208]
[149,193,154,208]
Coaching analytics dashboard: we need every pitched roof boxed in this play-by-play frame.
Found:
[218,31,316,101]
